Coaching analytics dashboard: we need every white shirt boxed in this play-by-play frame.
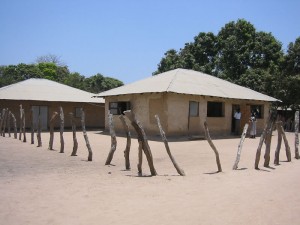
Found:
[234,112,241,120]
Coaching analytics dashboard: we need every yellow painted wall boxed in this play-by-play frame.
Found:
[104,93,272,137]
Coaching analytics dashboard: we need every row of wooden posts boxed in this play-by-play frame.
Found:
[0,106,299,176]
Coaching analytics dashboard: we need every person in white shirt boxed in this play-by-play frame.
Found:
[234,108,241,135]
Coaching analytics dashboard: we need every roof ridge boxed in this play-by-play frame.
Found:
[166,68,181,92]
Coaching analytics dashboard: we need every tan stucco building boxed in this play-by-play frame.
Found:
[0,78,105,130]
[97,69,278,137]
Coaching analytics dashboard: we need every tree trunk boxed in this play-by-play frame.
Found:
[119,115,131,170]
[19,105,22,140]
[278,122,292,162]
[105,112,117,165]
[7,110,11,138]
[254,113,273,169]
[48,112,58,150]
[124,110,157,176]
[274,121,283,165]
[22,109,26,143]
[36,113,42,147]
[233,123,249,170]
[10,112,17,139]
[81,108,93,161]
[137,141,143,175]
[59,106,64,153]
[69,113,78,156]
[263,122,275,167]
[30,108,34,144]
[0,108,5,136]
[155,114,185,176]
[295,111,299,159]
[203,121,222,172]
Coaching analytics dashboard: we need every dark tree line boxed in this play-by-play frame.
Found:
[0,56,123,94]
[154,19,300,110]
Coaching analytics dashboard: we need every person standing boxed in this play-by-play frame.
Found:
[249,112,257,138]
[234,108,241,135]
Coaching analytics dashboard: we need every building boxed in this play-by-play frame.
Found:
[0,78,105,130]
[97,69,278,137]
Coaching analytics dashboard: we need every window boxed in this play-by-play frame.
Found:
[207,101,224,117]
[189,101,199,117]
[251,105,263,118]
[109,101,131,115]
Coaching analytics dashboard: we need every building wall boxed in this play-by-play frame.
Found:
[104,93,272,137]
[0,100,105,130]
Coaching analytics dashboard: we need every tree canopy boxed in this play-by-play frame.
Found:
[0,58,123,94]
[154,19,299,110]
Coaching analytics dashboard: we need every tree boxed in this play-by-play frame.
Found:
[283,37,300,76]
[38,62,58,81]
[250,31,283,71]
[184,32,218,74]
[153,49,182,75]
[101,77,123,92]
[237,68,270,94]
[153,19,285,101]
[63,72,86,90]
[0,64,43,87]
[85,74,123,93]
[217,19,256,80]
[35,54,65,67]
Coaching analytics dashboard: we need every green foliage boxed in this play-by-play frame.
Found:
[84,74,124,93]
[63,72,86,90]
[38,63,58,81]
[0,61,123,94]
[154,49,182,75]
[283,37,300,75]
[154,19,299,109]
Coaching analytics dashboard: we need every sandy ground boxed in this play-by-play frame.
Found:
[0,129,299,225]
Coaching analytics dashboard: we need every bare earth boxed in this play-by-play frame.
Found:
[0,130,299,225]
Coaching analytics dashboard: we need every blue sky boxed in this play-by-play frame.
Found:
[1,0,299,84]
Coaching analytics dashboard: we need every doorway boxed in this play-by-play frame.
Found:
[32,106,48,130]
[231,104,240,133]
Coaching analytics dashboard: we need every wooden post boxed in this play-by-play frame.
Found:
[30,108,34,144]
[203,121,222,172]
[124,110,157,176]
[59,106,64,153]
[233,123,249,170]
[277,122,292,162]
[0,109,5,136]
[19,105,22,140]
[119,115,131,170]
[7,110,11,138]
[105,112,118,165]
[263,121,275,167]
[69,113,78,156]
[10,112,17,139]
[48,112,58,150]
[22,109,26,143]
[295,111,299,159]
[137,141,143,175]
[254,113,273,169]
[36,113,42,147]
[81,108,93,161]
[155,114,185,176]
[2,108,8,137]
[274,121,283,165]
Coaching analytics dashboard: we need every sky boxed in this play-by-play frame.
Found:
[1,0,300,84]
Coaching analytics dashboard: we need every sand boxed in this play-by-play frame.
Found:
[0,130,299,225]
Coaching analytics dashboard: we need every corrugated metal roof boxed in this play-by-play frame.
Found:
[97,69,279,102]
[0,78,104,103]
